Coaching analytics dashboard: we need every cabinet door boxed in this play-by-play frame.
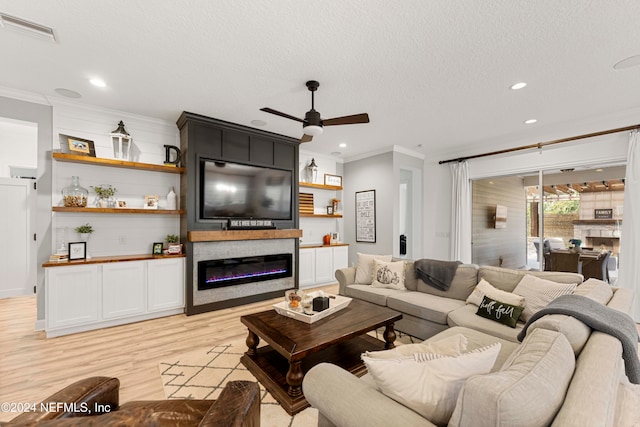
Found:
[314,247,334,283]
[332,246,349,272]
[46,265,99,329]
[299,248,316,288]
[102,261,146,319]
[147,257,185,312]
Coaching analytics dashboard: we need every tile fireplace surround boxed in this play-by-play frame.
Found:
[189,230,302,310]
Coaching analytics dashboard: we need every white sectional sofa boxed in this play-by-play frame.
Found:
[302,259,637,426]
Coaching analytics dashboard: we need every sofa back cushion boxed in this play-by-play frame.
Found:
[414,263,479,300]
[573,278,613,304]
[449,328,575,427]
[478,266,582,293]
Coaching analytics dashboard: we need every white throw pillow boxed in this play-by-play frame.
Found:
[371,259,406,290]
[355,253,393,284]
[362,343,501,426]
[513,274,577,322]
[363,333,468,359]
[466,278,525,307]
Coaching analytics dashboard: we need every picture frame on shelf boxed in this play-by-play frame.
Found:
[324,174,342,187]
[331,232,339,244]
[144,195,159,209]
[152,242,164,255]
[59,134,96,157]
[68,242,87,260]
[167,243,182,255]
[117,200,127,208]
[326,205,334,215]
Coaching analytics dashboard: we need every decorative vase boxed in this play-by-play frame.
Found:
[167,187,177,210]
[79,233,92,259]
[62,176,88,207]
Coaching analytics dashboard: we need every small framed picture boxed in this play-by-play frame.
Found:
[167,243,182,255]
[59,134,96,157]
[327,205,334,215]
[68,242,87,260]
[144,195,159,209]
[331,232,339,244]
[152,242,164,255]
[324,174,342,187]
[117,200,128,208]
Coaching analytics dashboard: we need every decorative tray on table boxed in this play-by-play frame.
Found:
[273,292,352,324]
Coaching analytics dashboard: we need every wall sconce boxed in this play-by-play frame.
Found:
[110,120,132,160]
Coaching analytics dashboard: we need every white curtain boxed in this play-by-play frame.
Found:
[619,130,640,321]
[450,161,472,263]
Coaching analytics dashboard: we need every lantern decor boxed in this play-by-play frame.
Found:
[306,158,319,183]
[110,120,132,160]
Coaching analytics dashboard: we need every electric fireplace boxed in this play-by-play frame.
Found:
[198,253,292,290]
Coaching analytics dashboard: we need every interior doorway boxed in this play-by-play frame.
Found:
[0,118,38,298]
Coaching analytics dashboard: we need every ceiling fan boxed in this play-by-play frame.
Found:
[260,80,370,143]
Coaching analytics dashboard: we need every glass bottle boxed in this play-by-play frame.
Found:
[62,176,88,207]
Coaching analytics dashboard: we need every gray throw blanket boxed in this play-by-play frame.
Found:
[414,259,461,291]
[517,294,640,384]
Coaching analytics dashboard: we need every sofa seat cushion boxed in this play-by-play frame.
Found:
[344,284,404,306]
[447,304,523,342]
[449,328,576,427]
[426,326,519,371]
[387,292,465,325]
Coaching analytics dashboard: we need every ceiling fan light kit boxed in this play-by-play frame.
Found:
[260,80,369,143]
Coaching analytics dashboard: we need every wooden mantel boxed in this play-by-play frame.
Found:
[189,229,302,242]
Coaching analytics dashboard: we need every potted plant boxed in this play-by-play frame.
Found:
[166,234,182,255]
[75,223,94,235]
[91,185,117,208]
[74,223,94,259]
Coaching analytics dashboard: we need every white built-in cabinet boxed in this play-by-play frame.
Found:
[299,245,349,289]
[45,257,184,337]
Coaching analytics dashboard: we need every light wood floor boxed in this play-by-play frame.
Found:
[0,283,338,422]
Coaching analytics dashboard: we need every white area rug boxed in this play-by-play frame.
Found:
[158,330,417,427]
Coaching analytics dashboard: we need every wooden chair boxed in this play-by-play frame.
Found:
[581,251,611,283]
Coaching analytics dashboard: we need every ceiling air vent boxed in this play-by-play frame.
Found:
[0,13,56,42]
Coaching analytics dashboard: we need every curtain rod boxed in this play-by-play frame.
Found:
[438,124,640,165]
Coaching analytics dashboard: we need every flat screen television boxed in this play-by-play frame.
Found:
[200,159,293,220]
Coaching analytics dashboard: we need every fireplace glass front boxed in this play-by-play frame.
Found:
[198,253,292,290]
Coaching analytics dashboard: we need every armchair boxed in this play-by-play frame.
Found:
[4,377,260,427]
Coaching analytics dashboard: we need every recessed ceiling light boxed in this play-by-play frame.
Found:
[614,55,640,70]
[524,119,537,124]
[54,88,82,99]
[330,151,342,156]
[89,78,106,88]
[510,82,527,90]
[339,143,347,148]
[595,168,603,172]
[251,119,267,126]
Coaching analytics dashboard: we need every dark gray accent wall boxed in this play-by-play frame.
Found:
[176,112,300,314]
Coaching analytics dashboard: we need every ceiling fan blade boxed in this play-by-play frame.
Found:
[300,134,313,143]
[260,107,305,123]
[323,113,370,126]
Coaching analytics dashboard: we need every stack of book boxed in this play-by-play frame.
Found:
[49,254,69,263]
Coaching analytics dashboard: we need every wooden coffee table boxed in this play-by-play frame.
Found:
[240,298,402,415]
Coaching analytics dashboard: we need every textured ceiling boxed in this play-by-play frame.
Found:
[1,0,640,160]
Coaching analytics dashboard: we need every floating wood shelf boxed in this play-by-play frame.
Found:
[572,219,621,225]
[299,182,343,191]
[43,253,185,268]
[299,213,343,218]
[52,206,184,215]
[52,151,185,174]
[189,229,302,242]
